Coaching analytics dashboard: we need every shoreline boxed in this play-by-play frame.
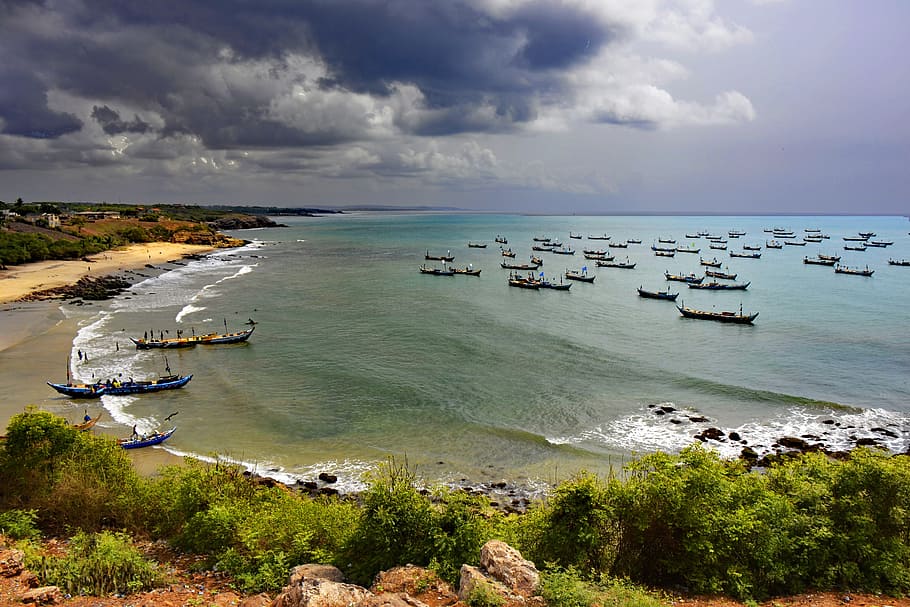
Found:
[0,242,215,472]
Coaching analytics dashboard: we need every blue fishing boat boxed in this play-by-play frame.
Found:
[119,427,176,449]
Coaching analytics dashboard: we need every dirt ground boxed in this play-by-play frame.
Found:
[2,536,909,607]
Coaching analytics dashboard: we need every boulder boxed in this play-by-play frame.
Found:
[240,594,274,607]
[371,565,455,601]
[359,593,430,607]
[270,577,371,607]
[0,549,24,577]
[479,540,540,598]
[288,564,345,586]
[457,565,510,602]
[21,585,62,604]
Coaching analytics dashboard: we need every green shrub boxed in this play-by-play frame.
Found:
[538,568,598,607]
[0,509,41,540]
[467,580,505,607]
[26,530,161,596]
[429,488,501,584]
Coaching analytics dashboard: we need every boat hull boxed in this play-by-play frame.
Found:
[119,427,176,449]
[677,306,758,324]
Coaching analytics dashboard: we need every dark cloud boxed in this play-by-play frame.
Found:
[0,66,82,138]
[91,105,152,135]
[0,0,620,148]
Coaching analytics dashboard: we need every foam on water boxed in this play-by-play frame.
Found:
[550,402,910,458]
[175,304,206,324]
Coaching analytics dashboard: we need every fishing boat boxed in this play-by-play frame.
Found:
[532,244,555,251]
[500,248,516,258]
[658,238,677,244]
[688,281,750,290]
[805,228,821,233]
[818,253,841,262]
[765,240,783,249]
[72,411,102,431]
[608,241,629,248]
[700,257,722,267]
[651,244,676,252]
[467,242,487,248]
[804,237,823,243]
[709,243,727,250]
[675,246,700,254]
[583,252,611,261]
[99,373,192,395]
[588,234,610,240]
[843,236,869,242]
[834,264,874,276]
[729,230,746,237]
[583,248,609,256]
[869,240,893,246]
[706,237,727,243]
[47,381,105,398]
[784,240,807,246]
[494,235,508,244]
[425,250,455,261]
[119,427,177,450]
[677,303,758,324]
[507,274,540,289]
[539,277,572,290]
[530,256,544,266]
[565,269,595,282]
[844,244,867,251]
[130,334,197,349]
[452,266,482,276]
[501,261,539,270]
[569,232,582,239]
[654,250,676,257]
[551,247,576,255]
[419,265,455,276]
[664,272,704,284]
[596,258,636,269]
[199,326,255,345]
[742,244,762,251]
[532,236,551,242]
[730,251,761,258]
[804,256,836,266]
[637,287,678,301]
[705,269,737,279]
[888,259,910,266]
[685,233,701,239]
[859,232,876,238]
[626,238,642,244]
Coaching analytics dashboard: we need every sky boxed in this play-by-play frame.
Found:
[0,0,908,214]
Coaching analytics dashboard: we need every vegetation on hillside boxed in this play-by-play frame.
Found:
[1,409,908,601]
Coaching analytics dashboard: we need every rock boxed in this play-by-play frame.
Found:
[855,437,881,447]
[359,593,430,607]
[871,427,898,438]
[687,416,709,423]
[0,549,24,577]
[318,473,338,484]
[728,431,742,442]
[740,446,759,461]
[288,564,345,586]
[778,436,809,451]
[21,585,62,604]
[270,577,371,607]
[659,405,676,413]
[479,540,540,597]
[240,594,274,607]
[371,565,454,601]
[696,427,725,442]
[458,565,506,602]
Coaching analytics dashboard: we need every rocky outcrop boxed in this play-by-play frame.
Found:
[17,275,132,302]
[208,215,283,231]
[21,585,62,604]
[0,548,24,577]
[456,540,540,605]
[270,567,371,607]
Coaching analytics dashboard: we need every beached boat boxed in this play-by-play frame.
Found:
[834,265,874,276]
[467,242,487,248]
[99,373,192,395]
[677,303,758,324]
[425,250,455,261]
[730,251,761,258]
[119,427,176,450]
[47,381,105,398]
[688,281,750,290]
[888,259,910,266]
[700,257,722,267]
[664,272,704,284]
[637,287,678,301]
[804,256,836,266]
[705,269,737,279]
[565,269,595,282]
[452,266,482,276]
[73,412,102,431]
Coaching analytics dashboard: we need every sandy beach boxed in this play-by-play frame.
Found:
[0,242,214,470]
[0,242,215,305]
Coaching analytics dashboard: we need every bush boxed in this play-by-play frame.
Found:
[467,579,505,607]
[0,509,41,540]
[25,530,161,596]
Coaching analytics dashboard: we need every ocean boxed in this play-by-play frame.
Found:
[60,213,910,493]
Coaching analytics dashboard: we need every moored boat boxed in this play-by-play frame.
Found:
[608,241,629,248]
[676,246,700,253]
[637,287,678,301]
[765,240,783,249]
[130,326,254,349]
[565,268,595,282]
[501,261,539,270]
[844,244,867,251]
[804,256,836,266]
[677,303,758,324]
[626,238,642,244]
[705,269,737,279]
[888,259,910,266]
[452,266,482,276]
[467,242,487,248]
[688,281,750,290]
[818,253,841,262]
[494,235,508,244]
[655,250,676,257]
[784,240,807,246]
[834,264,874,276]
[426,250,455,261]
[588,234,610,240]
[700,257,722,267]
[664,272,704,283]
[500,248,516,258]
[730,251,761,258]
[596,258,636,269]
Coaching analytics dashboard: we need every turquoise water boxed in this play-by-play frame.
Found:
[61,214,910,491]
